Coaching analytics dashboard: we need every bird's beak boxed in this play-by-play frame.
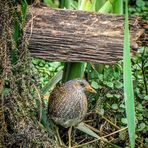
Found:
[86,85,97,94]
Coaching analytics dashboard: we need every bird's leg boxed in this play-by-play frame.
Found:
[68,126,72,148]
[55,125,63,146]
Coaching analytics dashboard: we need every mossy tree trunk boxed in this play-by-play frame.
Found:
[0,1,56,147]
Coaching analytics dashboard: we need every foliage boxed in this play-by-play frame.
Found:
[33,53,148,147]
[31,0,148,147]
[86,48,147,147]
[32,58,63,88]
[129,0,148,19]
[132,47,148,142]
[0,1,56,147]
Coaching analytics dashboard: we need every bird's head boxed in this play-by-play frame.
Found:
[68,79,97,94]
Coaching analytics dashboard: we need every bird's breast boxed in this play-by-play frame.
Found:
[49,89,88,127]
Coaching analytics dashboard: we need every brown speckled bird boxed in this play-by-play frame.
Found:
[48,79,96,147]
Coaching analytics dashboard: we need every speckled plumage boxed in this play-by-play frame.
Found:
[48,79,96,128]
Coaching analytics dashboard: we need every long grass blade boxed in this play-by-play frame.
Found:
[123,1,135,147]
[41,70,63,95]
[76,122,100,139]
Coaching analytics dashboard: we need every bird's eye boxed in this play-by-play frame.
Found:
[79,82,85,87]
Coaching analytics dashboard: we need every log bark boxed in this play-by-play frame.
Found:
[24,6,147,64]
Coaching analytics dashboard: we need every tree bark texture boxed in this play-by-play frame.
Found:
[24,6,147,64]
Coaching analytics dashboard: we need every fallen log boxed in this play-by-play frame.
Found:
[23,6,148,63]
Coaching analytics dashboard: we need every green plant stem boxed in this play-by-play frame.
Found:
[98,0,116,13]
[141,49,148,94]
[113,0,123,14]
[62,62,86,82]
[59,0,73,8]
[61,0,88,82]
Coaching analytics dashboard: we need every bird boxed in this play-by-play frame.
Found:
[48,79,96,147]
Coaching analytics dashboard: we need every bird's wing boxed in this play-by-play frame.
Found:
[53,89,87,120]
[48,85,67,115]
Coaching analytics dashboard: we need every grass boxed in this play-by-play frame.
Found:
[123,0,135,147]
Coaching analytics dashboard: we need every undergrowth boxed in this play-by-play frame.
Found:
[0,1,56,147]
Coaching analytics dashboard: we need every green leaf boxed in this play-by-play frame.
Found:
[106,93,113,98]
[112,0,123,14]
[144,95,148,100]
[76,122,100,139]
[137,103,143,111]
[32,59,39,65]
[91,81,99,89]
[111,104,118,110]
[121,118,128,124]
[78,0,87,10]
[57,66,64,71]
[137,123,146,131]
[91,0,97,11]
[41,70,63,95]
[114,94,121,99]
[62,62,86,82]
[136,0,145,8]
[44,0,58,8]
[145,138,148,143]
[137,113,143,120]
[49,62,61,68]
[98,0,117,13]
[106,82,114,88]
[38,62,45,67]
[123,1,135,147]
[120,104,125,108]
[98,74,103,80]
[115,81,123,89]
[119,131,126,141]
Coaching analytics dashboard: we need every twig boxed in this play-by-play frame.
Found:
[72,127,127,148]
[84,123,103,135]
[100,114,120,130]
